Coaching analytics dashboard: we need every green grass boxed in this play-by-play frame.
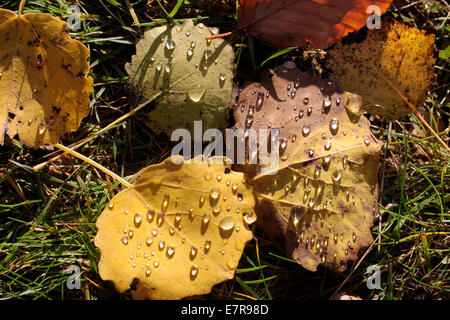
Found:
[0,0,449,300]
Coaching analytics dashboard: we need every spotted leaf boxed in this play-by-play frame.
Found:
[233,62,382,271]
[126,20,234,136]
[327,17,436,119]
[0,9,93,147]
[95,156,256,299]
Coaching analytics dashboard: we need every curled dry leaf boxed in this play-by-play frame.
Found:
[233,62,382,271]
[95,156,256,300]
[126,20,234,136]
[235,0,392,48]
[0,9,93,147]
[327,17,435,119]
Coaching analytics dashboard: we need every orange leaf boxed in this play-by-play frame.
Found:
[235,0,392,48]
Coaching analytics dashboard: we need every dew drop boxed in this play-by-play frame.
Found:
[153,261,159,268]
[343,155,348,169]
[156,212,165,226]
[146,237,153,246]
[242,211,256,225]
[324,140,331,151]
[308,148,314,158]
[291,205,305,227]
[364,138,370,146]
[167,246,175,258]
[190,265,199,278]
[302,126,310,137]
[38,122,47,135]
[219,72,226,81]
[352,232,356,243]
[303,97,309,105]
[147,209,155,222]
[219,216,235,232]
[332,170,342,183]
[146,268,152,276]
[307,106,312,115]
[189,207,195,219]
[152,229,158,237]
[190,246,198,259]
[323,96,331,108]
[231,184,238,192]
[188,84,206,103]
[134,213,142,226]
[210,187,220,201]
[165,39,175,50]
[202,213,210,225]
[199,194,205,207]
[187,47,194,57]
[158,240,165,250]
[108,201,114,209]
[204,240,211,253]
[156,63,162,71]
[329,118,339,134]
[121,236,129,245]
[190,41,196,48]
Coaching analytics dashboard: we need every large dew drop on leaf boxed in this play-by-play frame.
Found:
[327,17,435,119]
[126,20,234,136]
[0,9,93,147]
[95,156,256,299]
[233,62,382,272]
[235,0,393,48]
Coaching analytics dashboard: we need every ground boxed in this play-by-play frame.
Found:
[0,0,448,300]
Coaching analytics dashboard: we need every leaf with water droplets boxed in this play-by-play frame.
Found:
[95,156,255,299]
[0,9,93,147]
[126,20,234,136]
[327,17,435,119]
[233,62,382,272]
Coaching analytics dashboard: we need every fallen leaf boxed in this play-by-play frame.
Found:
[0,9,93,147]
[95,156,256,299]
[327,17,435,119]
[233,62,382,271]
[126,20,235,136]
[235,0,392,48]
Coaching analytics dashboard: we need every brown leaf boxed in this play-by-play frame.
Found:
[233,62,382,271]
[235,0,393,48]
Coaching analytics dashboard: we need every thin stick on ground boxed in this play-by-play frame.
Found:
[53,143,133,188]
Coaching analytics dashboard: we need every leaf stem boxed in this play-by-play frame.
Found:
[52,143,133,189]
[18,0,26,15]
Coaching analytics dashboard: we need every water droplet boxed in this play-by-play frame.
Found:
[308,148,314,158]
[219,216,235,232]
[343,155,348,169]
[280,138,288,153]
[190,246,198,259]
[128,229,134,238]
[352,232,356,243]
[242,211,256,225]
[334,233,338,243]
[156,63,162,71]
[231,184,238,192]
[147,209,155,222]
[199,194,205,207]
[314,165,321,178]
[302,126,310,137]
[167,246,175,258]
[332,170,342,183]
[165,39,175,50]
[291,135,297,143]
[190,265,199,278]
[303,97,309,105]
[189,207,195,219]
[330,118,339,134]
[121,236,129,245]
[202,213,210,225]
[308,198,315,207]
[307,106,312,115]
[134,213,142,226]
[291,206,306,227]
[323,96,331,108]
[336,97,341,106]
[324,140,331,151]
[190,41,196,48]
[156,212,164,226]
[227,258,238,270]
[291,90,296,99]
[38,122,47,135]
[364,138,370,146]
[212,205,221,215]
[153,261,159,268]
[152,229,158,237]
[204,240,211,253]
[108,201,114,209]
[158,240,165,250]
[210,187,220,201]
[185,31,191,37]
[188,84,206,103]
[146,237,153,246]
[219,72,226,81]
[187,47,194,58]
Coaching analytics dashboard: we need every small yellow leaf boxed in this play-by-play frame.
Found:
[0,9,93,147]
[327,17,435,119]
[233,63,382,272]
[95,156,256,300]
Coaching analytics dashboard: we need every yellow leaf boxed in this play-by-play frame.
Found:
[0,9,93,147]
[95,156,256,299]
[326,17,435,119]
[233,62,382,271]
